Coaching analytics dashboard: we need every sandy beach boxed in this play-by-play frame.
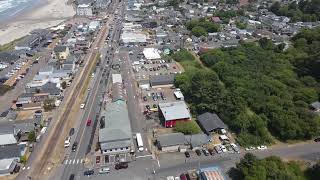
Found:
[0,0,75,45]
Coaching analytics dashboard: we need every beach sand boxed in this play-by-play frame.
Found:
[0,0,75,45]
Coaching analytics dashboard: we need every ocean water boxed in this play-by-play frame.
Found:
[0,0,40,23]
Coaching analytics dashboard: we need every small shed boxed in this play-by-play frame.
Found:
[197,112,227,134]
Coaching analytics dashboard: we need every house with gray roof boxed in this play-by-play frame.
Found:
[156,133,188,152]
[0,143,26,176]
[197,112,227,135]
[0,123,18,146]
[98,100,132,156]
[310,101,320,112]
[62,56,76,73]
[40,82,61,97]
[185,134,210,150]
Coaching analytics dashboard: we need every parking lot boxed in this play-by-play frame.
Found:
[140,87,180,112]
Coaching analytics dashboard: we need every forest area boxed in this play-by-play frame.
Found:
[173,27,320,146]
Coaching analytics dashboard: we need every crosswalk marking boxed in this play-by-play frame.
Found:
[64,158,85,165]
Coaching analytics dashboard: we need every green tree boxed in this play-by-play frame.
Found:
[20,155,27,165]
[174,121,202,134]
[306,161,320,180]
[61,81,67,89]
[28,131,36,142]
[43,98,55,111]
[191,26,207,37]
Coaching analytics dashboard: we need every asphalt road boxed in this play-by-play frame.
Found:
[57,1,125,180]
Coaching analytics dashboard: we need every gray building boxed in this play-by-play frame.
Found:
[150,74,175,88]
[99,100,132,161]
[197,112,227,135]
[156,133,187,152]
[0,144,26,176]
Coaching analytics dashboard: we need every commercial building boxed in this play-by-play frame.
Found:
[150,74,175,88]
[98,100,132,162]
[159,101,191,128]
[156,133,187,152]
[112,74,122,84]
[76,4,93,17]
[143,48,161,60]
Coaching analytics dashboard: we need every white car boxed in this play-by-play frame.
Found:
[230,143,240,153]
[220,145,227,152]
[245,146,256,151]
[64,136,71,148]
[98,167,110,174]
[257,145,267,150]
[80,103,85,109]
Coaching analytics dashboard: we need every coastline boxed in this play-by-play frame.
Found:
[0,0,75,45]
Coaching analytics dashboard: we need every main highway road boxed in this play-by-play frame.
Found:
[58,1,125,180]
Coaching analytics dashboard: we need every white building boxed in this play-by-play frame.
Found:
[143,48,161,60]
[76,4,93,17]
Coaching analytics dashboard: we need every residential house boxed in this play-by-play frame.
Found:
[310,101,320,112]
[53,46,70,60]
[0,144,26,176]
[62,56,77,73]
[197,112,227,135]
[185,134,210,150]
[0,124,18,146]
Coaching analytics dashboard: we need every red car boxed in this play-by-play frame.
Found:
[96,156,100,164]
[86,119,92,126]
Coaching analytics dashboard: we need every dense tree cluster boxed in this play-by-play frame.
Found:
[270,0,320,22]
[173,29,320,146]
[289,27,320,80]
[213,9,245,24]
[235,154,307,180]
[186,18,220,37]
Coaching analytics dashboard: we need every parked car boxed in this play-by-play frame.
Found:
[86,119,92,126]
[83,169,94,176]
[245,146,256,151]
[220,145,227,152]
[180,173,188,180]
[69,128,75,136]
[143,96,147,101]
[195,149,201,156]
[208,148,215,155]
[314,138,320,142]
[184,151,190,158]
[72,142,78,152]
[214,145,222,154]
[98,167,110,174]
[69,174,75,180]
[146,105,150,110]
[230,143,240,153]
[115,162,128,170]
[96,156,100,164]
[202,149,209,156]
[64,137,71,148]
[257,145,267,150]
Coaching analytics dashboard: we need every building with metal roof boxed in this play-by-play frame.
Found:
[98,100,132,155]
[150,74,175,88]
[143,48,161,60]
[156,133,187,152]
[159,101,191,128]
[0,124,18,146]
[197,112,227,134]
[112,74,122,84]
[112,83,124,102]
[199,166,226,180]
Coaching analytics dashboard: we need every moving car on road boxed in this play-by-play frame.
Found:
[84,169,94,176]
[184,151,190,158]
[86,119,92,126]
[72,142,78,152]
[64,137,71,148]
